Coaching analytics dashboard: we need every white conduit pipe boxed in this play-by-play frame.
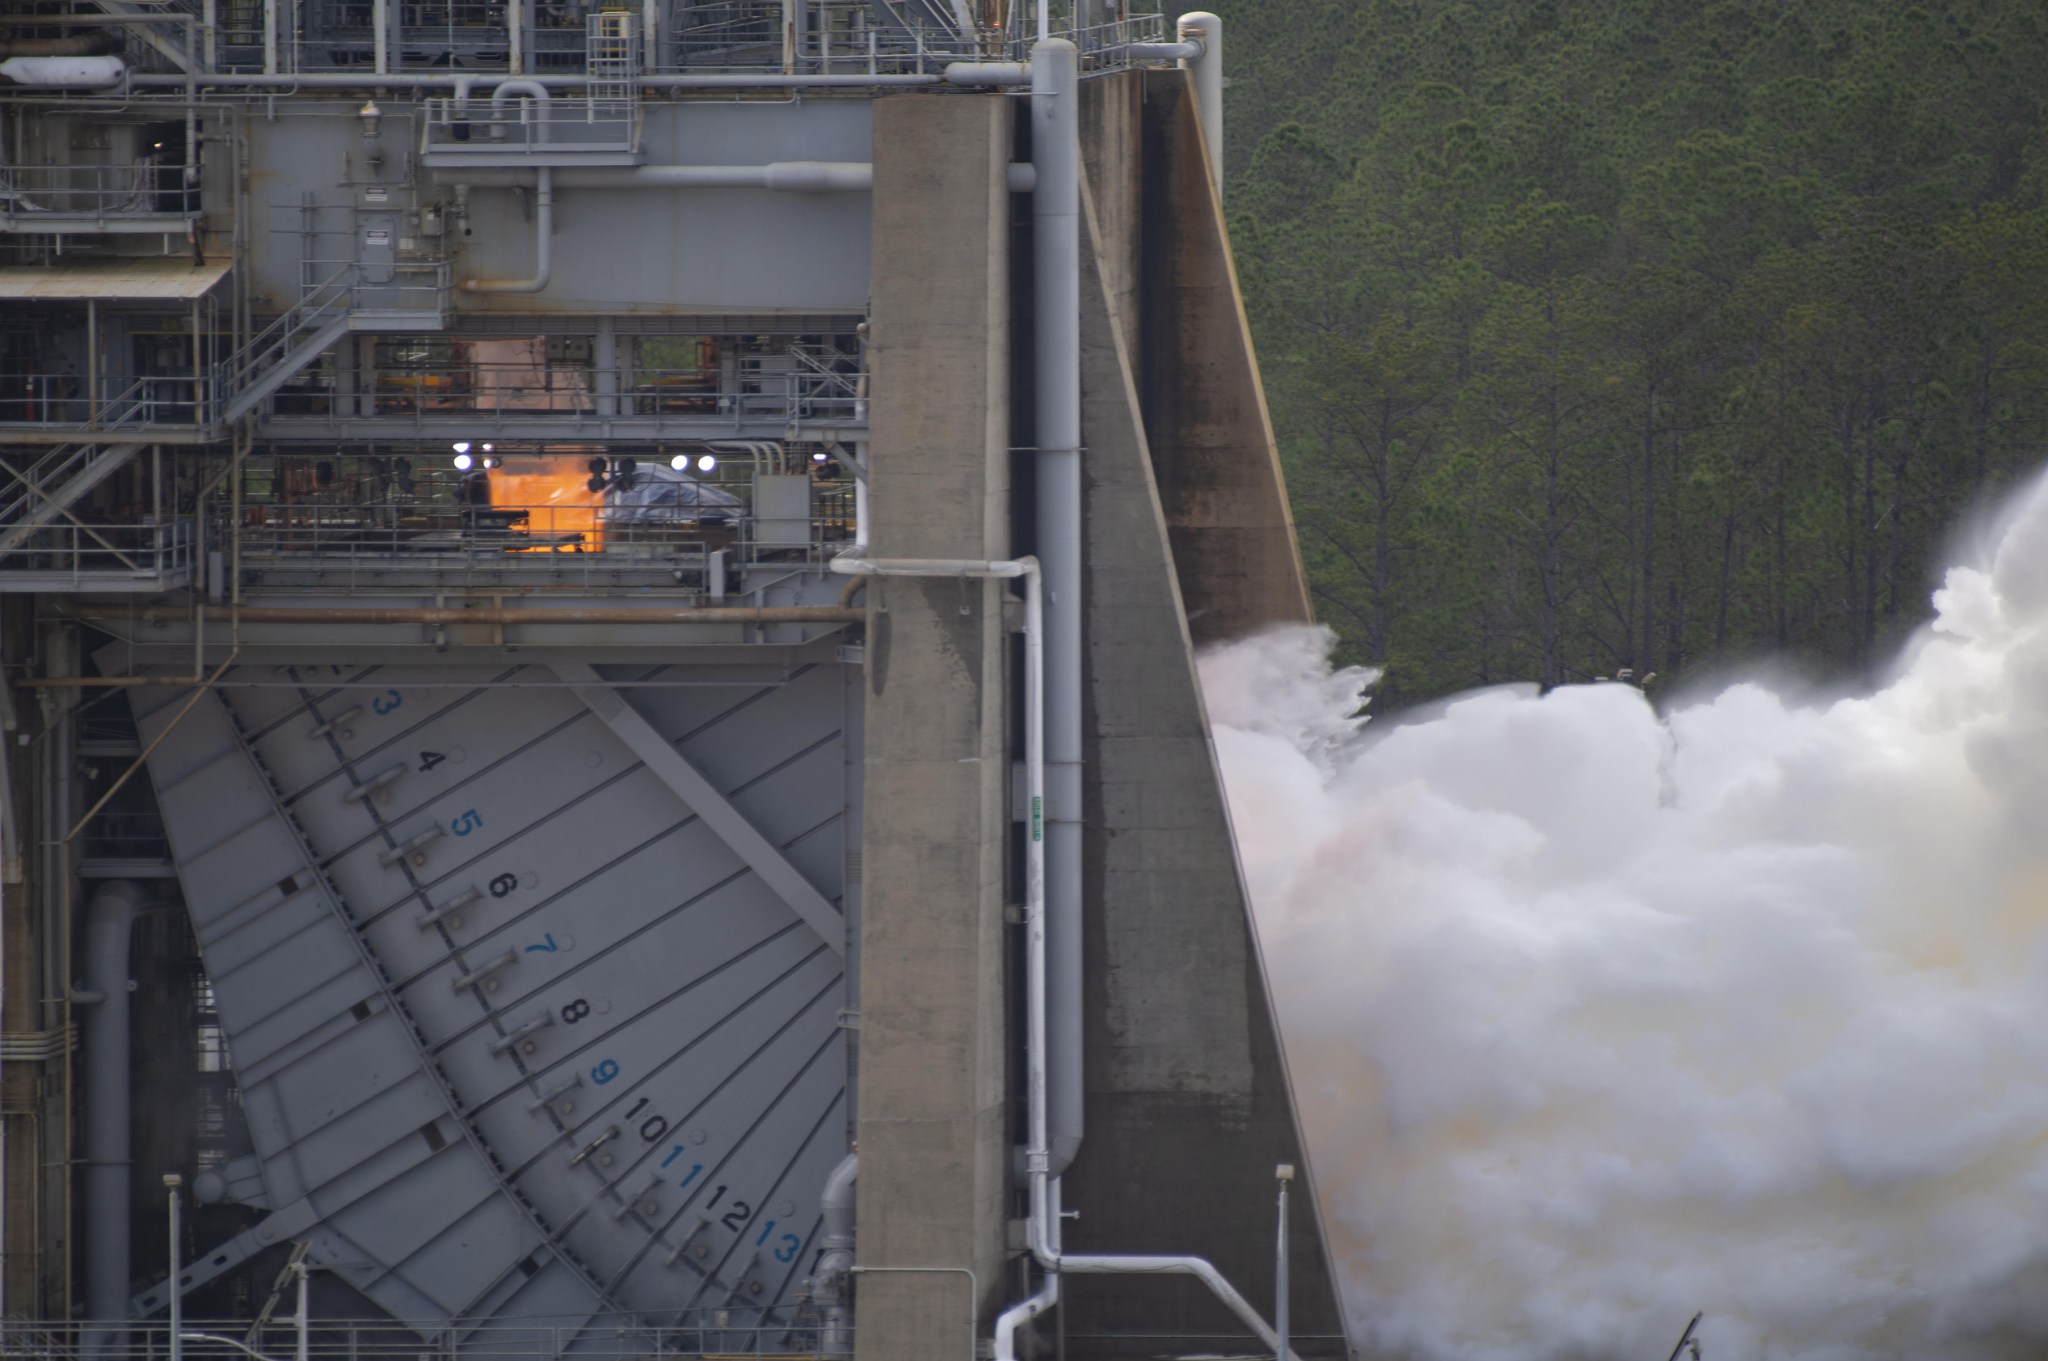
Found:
[462,164,552,293]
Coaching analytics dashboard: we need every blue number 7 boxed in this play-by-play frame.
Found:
[525,934,558,954]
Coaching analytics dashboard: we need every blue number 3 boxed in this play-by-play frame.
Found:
[371,689,402,715]
[773,1233,800,1263]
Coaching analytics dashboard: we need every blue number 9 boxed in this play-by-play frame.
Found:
[591,1059,620,1085]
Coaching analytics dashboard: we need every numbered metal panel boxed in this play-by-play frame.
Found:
[128,659,858,1343]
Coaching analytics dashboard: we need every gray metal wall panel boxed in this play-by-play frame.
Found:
[241,101,872,313]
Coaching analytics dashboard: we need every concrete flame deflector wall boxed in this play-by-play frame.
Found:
[1054,70,1343,1354]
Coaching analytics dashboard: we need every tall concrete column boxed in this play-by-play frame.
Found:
[853,92,1014,1361]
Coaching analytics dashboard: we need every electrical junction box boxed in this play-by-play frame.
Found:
[752,473,812,548]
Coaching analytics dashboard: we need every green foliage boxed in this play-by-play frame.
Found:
[1219,0,2048,705]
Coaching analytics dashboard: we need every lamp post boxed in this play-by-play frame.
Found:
[164,1175,184,1361]
[1274,1164,1294,1361]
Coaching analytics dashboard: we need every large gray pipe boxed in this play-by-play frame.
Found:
[463,165,552,293]
[438,162,1039,193]
[81,879,144,1328]
[1178,12,1223,193]
[815,1152,857,1355]
[1031,37,1084,1178]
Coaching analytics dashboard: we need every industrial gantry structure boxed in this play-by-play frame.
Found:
[0,1,1345,1357]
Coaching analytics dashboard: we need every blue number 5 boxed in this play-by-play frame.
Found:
[450,809,483,836]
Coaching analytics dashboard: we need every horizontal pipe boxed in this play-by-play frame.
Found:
[1123,39,1200,60]
[67,604,864,627]
[1060,1255,1303,1361]
[121,71,943,90]
[944,60,1030,85]
[440,161,1038,192]
[830,556,1029,579]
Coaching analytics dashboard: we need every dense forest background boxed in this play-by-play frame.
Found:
[1212,0,2048,706]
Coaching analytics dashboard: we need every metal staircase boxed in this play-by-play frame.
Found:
[0,443,143,556]
[95,0,198,71]
[215,262,447,425]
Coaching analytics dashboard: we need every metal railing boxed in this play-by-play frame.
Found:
[259,367,860,429]
[214,264,355,406]
[78,808,173,864]
[212,475,856,590]
[0,1315,836,1361]
[0,517,197,591]
[211,0,1165,75]
[0,375,215,431]
[0,162,200,222]
[421,96,639,157]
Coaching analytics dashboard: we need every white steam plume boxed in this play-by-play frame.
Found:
[1201,473,2048,1361]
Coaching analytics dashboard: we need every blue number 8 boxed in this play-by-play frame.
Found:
[591,1059,620,1085]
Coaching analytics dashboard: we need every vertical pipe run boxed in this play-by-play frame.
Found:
[461,165,552,292]
[81,880,142,1331]
[166,1176,183,1361]
[294,1259,309,1361]
[1030,35,1086,1181]
[1176,12,1221,195]
[1275,1164,1293,1361]
[816,1152,858,1355]
[993,36,1301,1361]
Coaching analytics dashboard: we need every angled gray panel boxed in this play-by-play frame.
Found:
[125,656,855,1340]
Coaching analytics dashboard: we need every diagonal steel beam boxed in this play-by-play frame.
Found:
[553,662,846,957]
[0,444,142,557]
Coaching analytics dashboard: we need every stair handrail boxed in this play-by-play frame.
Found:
[214,263,357,412]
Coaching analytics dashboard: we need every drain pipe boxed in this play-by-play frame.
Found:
[79,879,144,1333]
[815,1152,858,1356]
[463,165,552,293]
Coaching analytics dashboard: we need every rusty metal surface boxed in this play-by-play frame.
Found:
[1137,68,1314,644]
